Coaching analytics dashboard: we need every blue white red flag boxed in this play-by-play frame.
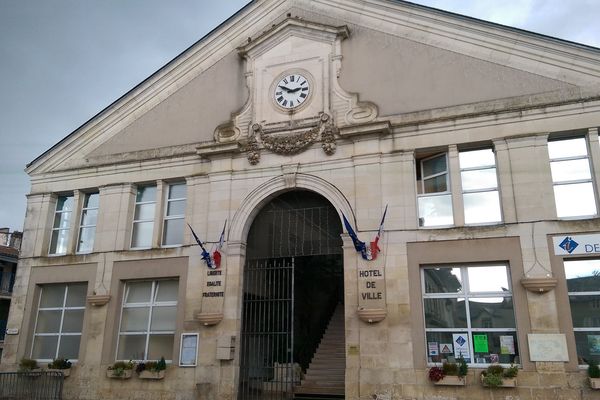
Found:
[188,224,217,269]
[342,206,388,261]
[211,220,227,269]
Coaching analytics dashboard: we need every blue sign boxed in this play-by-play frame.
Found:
[558,236,579,254]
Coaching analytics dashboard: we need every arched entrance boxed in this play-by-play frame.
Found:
[238,190,344,400]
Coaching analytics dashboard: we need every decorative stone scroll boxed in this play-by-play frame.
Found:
[356,263,387,323]
[244,113,338,165]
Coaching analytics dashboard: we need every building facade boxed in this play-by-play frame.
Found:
[0,229,21,363]
[2,1,600,399]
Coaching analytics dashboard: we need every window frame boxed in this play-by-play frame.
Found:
[548,136,597,219]
[421,264,519,367]
[131,185,157,249]
[49,194,74,256]
[30,283,87,362]
[416,152,454,228]
[76,192,99,254]
[161,182,187,247]
[115,279,178,362]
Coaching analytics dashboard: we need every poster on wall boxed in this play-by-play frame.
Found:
[589,335,600,355]
[500,335,515,355]
[440,343,453,354]
[473,334,489,353]
[452,333,470,359]
[179,333,199,367]
[428,342,439,356]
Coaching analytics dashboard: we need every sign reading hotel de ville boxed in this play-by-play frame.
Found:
[357,263,386,309]
[553,233,600,256]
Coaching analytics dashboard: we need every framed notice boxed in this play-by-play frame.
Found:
[179,333,199,367]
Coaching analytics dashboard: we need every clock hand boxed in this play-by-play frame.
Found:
[288,87,302,93]
[278,85,293,92]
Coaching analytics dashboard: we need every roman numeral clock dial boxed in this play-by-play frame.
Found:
[273,73,310,110]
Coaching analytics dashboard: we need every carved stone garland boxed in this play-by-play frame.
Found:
[245,113,338,165]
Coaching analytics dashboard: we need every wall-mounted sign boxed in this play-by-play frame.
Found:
[179,333,199,367]
[553,233,600,256]
[203,269,225,298]
[527,333,568,362]
[357,264,386,309]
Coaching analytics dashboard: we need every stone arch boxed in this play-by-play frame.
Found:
[229,173,354,243]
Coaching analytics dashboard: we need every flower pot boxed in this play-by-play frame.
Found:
[590,377,600,390]
[48,368,70,377]
[481,374,517,388]
[106,369,132,379]
[138,370,165,380]
[433,375,466,386]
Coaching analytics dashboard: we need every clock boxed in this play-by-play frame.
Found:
[273,73,311,110]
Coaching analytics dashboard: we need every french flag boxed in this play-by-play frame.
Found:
[342,206,388,261]
[188,224,215,269]
[369,205,387,261]
[211,220,227,269]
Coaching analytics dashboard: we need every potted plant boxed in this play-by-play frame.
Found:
[481,364,518,388]
[136,357,166,380]
[588,360,600,389]
[428,357,468,386]
[106,361,134,379]
[47,358,72,377]
[18,358,39,372]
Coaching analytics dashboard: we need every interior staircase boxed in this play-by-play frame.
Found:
[294,304,345,400]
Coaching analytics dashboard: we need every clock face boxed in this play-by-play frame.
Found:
[273,73,310,109]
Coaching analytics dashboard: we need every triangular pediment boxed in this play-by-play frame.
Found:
[27,0,600,175]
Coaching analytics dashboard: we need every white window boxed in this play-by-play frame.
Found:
[422,265,519,365]
[116,280,178,361]
[131,186,156,248]
[564,259,600,365]
[459,149,502,224]
[548,137,597,218]
[49,195,74,255]
[31,283,87,361]
[417,153,453,227]
[77,192,99,253]
[162,183,186,246]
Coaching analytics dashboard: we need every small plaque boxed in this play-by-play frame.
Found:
[179,333,199,367]
[6,328,18,335]
[347,345,359,355]
[527,334,569,362]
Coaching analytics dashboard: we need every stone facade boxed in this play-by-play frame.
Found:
[3,1,600,399]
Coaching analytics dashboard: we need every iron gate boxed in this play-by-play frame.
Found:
[238,257,295,400]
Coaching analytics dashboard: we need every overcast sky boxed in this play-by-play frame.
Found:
[1,0,599,232]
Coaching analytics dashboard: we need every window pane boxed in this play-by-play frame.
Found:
[81,209,98,226]
[136,186,156,203]
[56,196,74,212]
[53,211,71,229]
[166,200,186,216]
[565,259,600,292]
[467,266,509,292]
[422,154,447,177]
[36,310,62,333]
[554,182,597,217]
[62,310,84,333]
[58,335,81,359]
[469,297,516,328]
[569,295,600,327]
[40,285,66,308]
[423,175,447,193]
[550,159,591,182]
[168,183,186,199]
[150,306,177,331]
[77,226,95,253]
[461,169,498,191]
[155,280,179,302]
[117,335,146,360]
[83,193,99,209]
[463,191,502,224]
[423,268,462,293]
[32,336,58,360]
[65,283,87,307]
[125,282,153,303]
[148,334,174,360]
[121,307,150,332]
[418,194,453,227]
[132,221,154,248]
[574,331,600,364]
[424,298,467,328]
[471,332,519,364]
[134,203,155,221]
[50,229,69,255]
[163,218,184,246]
[548,137,588,159]
[425,332,469,363]
[459,149,495,169]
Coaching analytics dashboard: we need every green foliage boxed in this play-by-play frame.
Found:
[482,372,504,388]
[442,361,458,376]
[486,364,504,376]
[48,358,72,370]
[457,356,468,377]
[108,361,134,377]
[136,357,166,374]
[19,358,38,372]
[589,360,600,379]
[503,364,519,378]
[156,357,166,371]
